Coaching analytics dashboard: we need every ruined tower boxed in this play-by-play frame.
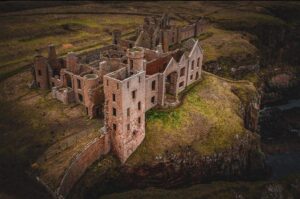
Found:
[66,52,79,74]
[33,54,49,89]
[83,74,100,117]
[112,29,122,45]
[127,47,145,73]
[162,30,169,53]
[103,47,146,163]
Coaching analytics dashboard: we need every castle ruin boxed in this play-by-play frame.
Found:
[31,13,205,163]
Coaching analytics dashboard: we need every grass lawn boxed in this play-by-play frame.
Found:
[127,72,256,165]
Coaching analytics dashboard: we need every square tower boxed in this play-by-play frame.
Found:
[103,47,146,163]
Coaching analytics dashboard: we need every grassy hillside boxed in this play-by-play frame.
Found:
[127,72,256,165]
[0,1,284,82]
[0,14,144,80]
[0,1,299,199]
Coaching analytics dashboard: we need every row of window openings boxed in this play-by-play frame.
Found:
[106,76,155,91]
[112,101,142,117]
[112,95,155,118]
[179,58,201,77]
[112,90,136,103]
[178,73,199,88]
[106,77,145,90]
[112,81,156,102]
[112,117,141,131]
[37,70,84,90]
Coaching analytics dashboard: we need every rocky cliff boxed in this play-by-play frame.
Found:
[118,132,266,189]
[70,73,267,199]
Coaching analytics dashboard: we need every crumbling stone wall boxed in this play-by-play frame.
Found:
[34,55,49,89]
[56,133,111,198]
[145,74,160,110]
[52,87,75,104]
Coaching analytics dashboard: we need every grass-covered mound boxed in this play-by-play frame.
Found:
[127,72,256,165]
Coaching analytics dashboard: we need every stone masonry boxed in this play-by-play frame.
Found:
[31,13,205,163]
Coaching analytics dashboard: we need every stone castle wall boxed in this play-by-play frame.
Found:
[56,133,111,198]
[179,24,197,41]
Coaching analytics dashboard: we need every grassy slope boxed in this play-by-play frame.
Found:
[0,71,102,197]
[128,72,256,165]
[1,1,298,198]
[200,25,257,64]
[0,14,144,80]
[0,1,191,81]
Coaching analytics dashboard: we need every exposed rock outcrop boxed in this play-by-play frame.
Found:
[118,132,267,190]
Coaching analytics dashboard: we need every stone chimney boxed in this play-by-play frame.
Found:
[48,44,57,61]
[156,43,163,55]
[112,29,122,45]
[66,52,79,74]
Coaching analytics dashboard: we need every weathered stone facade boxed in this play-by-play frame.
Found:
[120,13,206,52]
[103,39,203,163]
[31,13,204,164]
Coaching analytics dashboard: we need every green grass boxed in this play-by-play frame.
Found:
[0,14,144,81]
[201,26,258,64]
[128,73,256,165]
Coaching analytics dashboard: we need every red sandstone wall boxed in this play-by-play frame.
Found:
[146,54,172,75]
[56,133,110,198]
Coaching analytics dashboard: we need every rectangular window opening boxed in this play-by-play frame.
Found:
[77,79,81,89]
[78,94,83,102]
[180,67,185,77]
[130,60,133,70]
[132,90,136,99]
[179,81,184,87]
[151,80,156,90]
[192,60,194,70]
[151,96,155,104]
[127,108,130,117]
[113,123,117,131]
[127,124,130,131]
[112,107,117,116]
[138,101,141,110]
[113,93,116,101]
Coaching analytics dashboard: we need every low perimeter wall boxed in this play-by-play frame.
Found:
[55,133,111,198]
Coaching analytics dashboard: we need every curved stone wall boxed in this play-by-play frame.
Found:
[55,133,110,198]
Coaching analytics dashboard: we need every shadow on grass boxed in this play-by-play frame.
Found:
[0,99,52,199]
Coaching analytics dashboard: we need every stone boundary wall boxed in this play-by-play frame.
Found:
[55,133,111,198]
[39,130,97,163]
